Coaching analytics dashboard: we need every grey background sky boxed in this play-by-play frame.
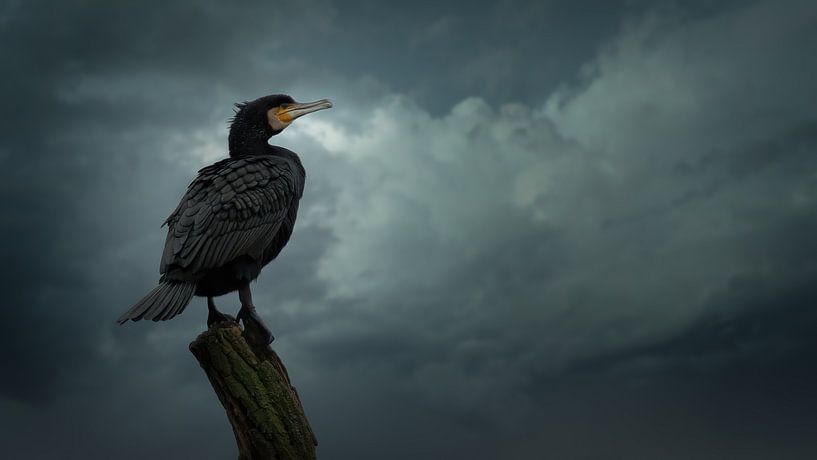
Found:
[1,0,816,458]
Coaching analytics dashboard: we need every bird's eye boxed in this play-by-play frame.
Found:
[280,103,289,109]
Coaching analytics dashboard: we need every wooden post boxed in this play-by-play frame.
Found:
[189,322,317,460]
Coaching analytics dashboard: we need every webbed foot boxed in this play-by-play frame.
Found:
[207,296,236,327]
[237,305,274,345]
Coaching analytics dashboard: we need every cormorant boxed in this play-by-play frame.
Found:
[117,94,332,345]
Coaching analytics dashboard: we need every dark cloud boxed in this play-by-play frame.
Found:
[1,0,816,459]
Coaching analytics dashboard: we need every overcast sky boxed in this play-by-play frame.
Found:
[1,0,816,458]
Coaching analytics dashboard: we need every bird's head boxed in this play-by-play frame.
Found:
[228,94,332,155]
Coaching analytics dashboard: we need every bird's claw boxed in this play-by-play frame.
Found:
[207,309,236,328]
[237,306,274,345]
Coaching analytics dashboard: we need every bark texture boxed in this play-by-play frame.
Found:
[189,322,317,460]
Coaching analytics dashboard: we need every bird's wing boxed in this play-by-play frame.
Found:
[159,156,300,276]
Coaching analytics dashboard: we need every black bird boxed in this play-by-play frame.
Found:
[118,94,332,345]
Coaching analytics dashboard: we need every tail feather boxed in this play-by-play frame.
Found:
[163,286,191,320]
[129,284,165,320]
[158,282,190,321]
[118,281,196,324]
[150,284,181,322]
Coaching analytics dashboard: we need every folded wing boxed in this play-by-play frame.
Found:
[159,156,300,278]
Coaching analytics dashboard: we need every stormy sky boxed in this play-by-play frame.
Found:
[1,0,816,458]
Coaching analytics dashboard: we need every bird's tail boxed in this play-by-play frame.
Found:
[117,281,196,324]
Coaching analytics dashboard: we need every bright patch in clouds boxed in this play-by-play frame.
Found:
[286,1,817,387]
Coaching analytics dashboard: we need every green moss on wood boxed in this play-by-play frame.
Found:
[190,322,317,460]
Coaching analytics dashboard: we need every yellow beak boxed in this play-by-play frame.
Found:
[278,99,333,122]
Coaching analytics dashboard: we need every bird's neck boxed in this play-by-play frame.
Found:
[229,136,272,157]
[228,120,275,157]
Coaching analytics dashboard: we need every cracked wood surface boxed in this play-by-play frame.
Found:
[189,322,317,460]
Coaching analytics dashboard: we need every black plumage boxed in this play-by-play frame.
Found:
[161,152,303,294]
[118,94,332,344]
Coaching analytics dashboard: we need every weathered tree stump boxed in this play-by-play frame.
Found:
[189,322,317,460]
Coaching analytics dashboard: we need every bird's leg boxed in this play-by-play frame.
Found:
[236,283,274,345]
[207,296,234,327]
